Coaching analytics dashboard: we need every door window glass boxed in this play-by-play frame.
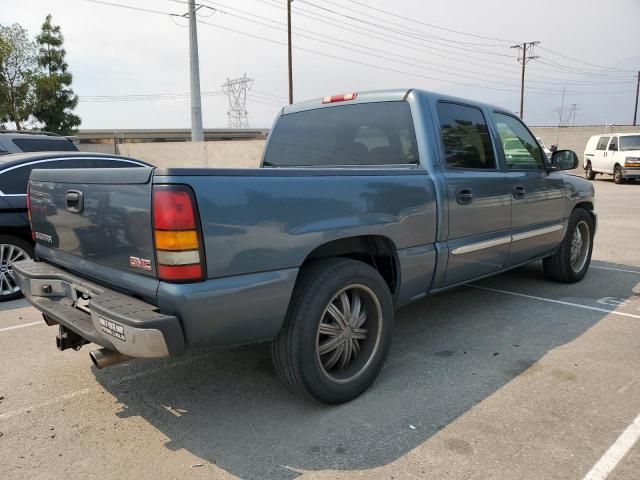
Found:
[436,102,496,169]
[596,137,610,150]
[608,137,618,151]
[494,113,544,170]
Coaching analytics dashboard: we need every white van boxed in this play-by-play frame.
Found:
[583,133,640,184]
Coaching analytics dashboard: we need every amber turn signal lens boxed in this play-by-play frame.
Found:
[155,230,199,251]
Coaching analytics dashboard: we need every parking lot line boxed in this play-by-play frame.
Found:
[468,285,640,319]
[583,412,640,480]
[0,321,42,333]
[592,265,640,275]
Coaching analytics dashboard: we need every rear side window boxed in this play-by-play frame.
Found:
[263,102,419,167]
[12,138,78,152]
[596,137,610,150]
[437,102,496,170]
[0,159,88,195]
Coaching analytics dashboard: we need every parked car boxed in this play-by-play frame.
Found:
[536,136,552,160]
[0,152,150,301]
[14,89,595,404]
[0,131,79,154]
[583,133,640,183]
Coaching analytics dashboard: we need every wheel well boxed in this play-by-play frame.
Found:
[0,228,33,246]
[301,235,398,294]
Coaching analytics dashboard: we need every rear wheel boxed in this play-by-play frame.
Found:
[543,209,594,283]
[272,258,394,404]
[614,165,624,184]
[0,235,33,302]
[585,162,596,180]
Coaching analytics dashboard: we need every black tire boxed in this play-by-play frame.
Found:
[542,208,594,283]
[0,235,34,302]
[614,165,624,184]
[585,162,596,180]
[271,258,394,404]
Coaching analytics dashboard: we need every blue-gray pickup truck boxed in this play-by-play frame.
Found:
[14,89,595,404]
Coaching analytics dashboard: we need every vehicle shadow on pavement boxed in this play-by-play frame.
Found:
[93,260,640,480]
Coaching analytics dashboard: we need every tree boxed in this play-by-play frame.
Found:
[33,15,80,134]
[0,23,37,129]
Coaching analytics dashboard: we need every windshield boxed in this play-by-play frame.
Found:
[263,102,419,167]
[620,135,640,151]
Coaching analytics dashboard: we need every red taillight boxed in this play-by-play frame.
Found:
[322,92,358,104]
[152,186,204,282]
[153,190,196,230]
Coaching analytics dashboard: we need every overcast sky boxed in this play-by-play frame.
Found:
[2,0,639,129]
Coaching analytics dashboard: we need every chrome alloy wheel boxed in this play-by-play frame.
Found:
[0,243,29,297]
[315,284,383,384]
[570,220,590,273]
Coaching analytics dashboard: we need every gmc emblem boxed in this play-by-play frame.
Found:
[129,256,152,271]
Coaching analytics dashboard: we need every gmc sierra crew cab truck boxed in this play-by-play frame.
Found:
[14,89,596,404]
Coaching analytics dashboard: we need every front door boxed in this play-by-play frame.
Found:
[493,112,566,266]
[435,101,512,286]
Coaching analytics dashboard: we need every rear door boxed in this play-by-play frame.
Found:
[606,136,620,173]
[435,101,512,286]
[492,112,565,266]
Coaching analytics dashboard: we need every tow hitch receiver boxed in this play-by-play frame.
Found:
[56,325,88,351]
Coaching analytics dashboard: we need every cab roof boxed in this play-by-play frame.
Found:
[280,88,515,117]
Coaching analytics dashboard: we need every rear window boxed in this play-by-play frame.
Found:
[12,138,78,152]
[0,159,89,194]
[263,102,419,167]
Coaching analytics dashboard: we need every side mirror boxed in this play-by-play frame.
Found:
[551,149,579,170]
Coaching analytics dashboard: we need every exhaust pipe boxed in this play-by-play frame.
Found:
[89,348,132,369]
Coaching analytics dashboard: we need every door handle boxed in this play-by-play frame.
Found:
[455,188,473,205]
[512,185,526,199]
[65,190,84,213]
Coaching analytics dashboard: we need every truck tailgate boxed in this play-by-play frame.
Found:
[29,167,158,296]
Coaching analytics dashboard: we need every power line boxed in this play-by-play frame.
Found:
[512,41,539,119]
[343,0,518,44]
[538,45,637,74]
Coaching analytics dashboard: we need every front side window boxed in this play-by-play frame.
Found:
[436,102,496,170]
[608,137,618,151]
[596,137,610,150]
[619,136,640,151]
[494,113,544,170]
[263,102,419,167]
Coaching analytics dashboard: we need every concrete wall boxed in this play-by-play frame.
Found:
[78,126,640,169]
[531,126,640,156]
[100,139,266,168]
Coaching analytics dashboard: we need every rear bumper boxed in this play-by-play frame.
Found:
[13,259,185,358]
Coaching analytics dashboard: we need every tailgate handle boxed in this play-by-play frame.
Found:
[65,190,84,213]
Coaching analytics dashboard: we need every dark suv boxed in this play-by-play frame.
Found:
[0,131,79,154]
[0,151,149,301]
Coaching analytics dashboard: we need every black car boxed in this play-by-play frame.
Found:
[0,151,150,301]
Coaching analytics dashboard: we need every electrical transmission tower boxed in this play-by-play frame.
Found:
[221,74,254,129]
[511,41,540,120]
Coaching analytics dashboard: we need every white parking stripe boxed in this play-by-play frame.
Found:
[0,388,93,421]
[468,285,640,319]
[0,321,42,333]
[592,265,640,275]
[583,412,640,480]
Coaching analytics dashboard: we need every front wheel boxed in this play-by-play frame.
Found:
[614,165,624,184]
[543,209,594,283]
[585,162,596,180]
[272,258,394,404]
[0,235,34,301]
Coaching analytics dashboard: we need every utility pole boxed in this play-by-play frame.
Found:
[287,0,293,104]
[555,87,566,146]
[511,41,539,120]
[188,0,204,141]
[634,70,639,126]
